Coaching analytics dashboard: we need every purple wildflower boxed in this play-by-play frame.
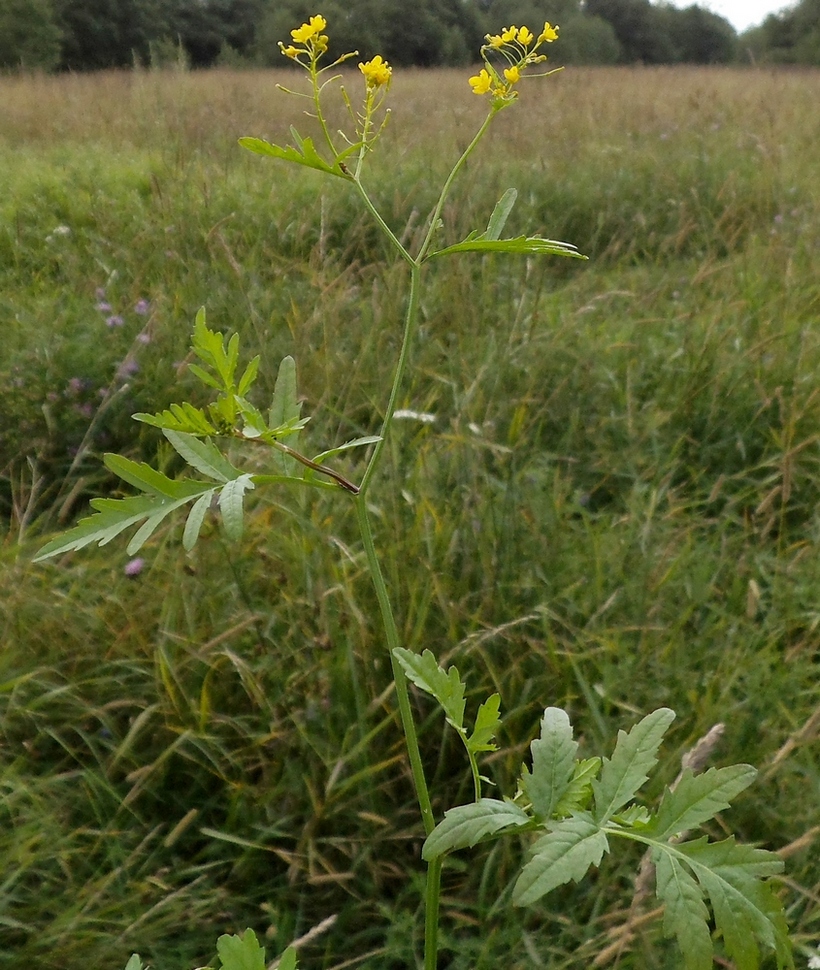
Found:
[124,558,146,577]
[96,301,112,312]
[106,315,125,328]
[134,299,150,315]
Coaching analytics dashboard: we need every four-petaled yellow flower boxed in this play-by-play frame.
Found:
[291,14,327,44]
[468,69,493,95]
[359,54,392,87]
[281,45,300,59]
[504,65,520,85]
[471,19,560,98]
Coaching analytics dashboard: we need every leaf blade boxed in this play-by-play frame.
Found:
[422,798,531,861]
[593,708,676,823]
[393,648,465,731]
[520,707,578,821]
[513,813,609,907]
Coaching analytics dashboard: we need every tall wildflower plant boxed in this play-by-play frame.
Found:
[36,17,793,970]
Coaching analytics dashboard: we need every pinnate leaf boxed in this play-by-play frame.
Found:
[164,430,242,483]
[649,764,758,840]
[520,707,578,821]
[680,837,791,970]
[33,490,212,561]
[654,850,713,970]
[134,401,217,435]
[104,454,205,499]
[422,798,530,861]
[513,813,609,906]
[216,927,266,970]
[467,693,501,755]
[593,708,675,822]
[239,133,350,179]
[393,648,465,731]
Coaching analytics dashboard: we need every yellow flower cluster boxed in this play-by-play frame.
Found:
[469,21,559,101]
[359,54,392,88]
[279,13,329,60]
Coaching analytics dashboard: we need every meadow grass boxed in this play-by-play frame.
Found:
[0,65,819,969]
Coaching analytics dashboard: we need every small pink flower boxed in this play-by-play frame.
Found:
[124,558,145,577]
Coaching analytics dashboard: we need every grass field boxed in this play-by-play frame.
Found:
[1,63,819,969]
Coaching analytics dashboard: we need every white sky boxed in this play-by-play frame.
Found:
[664,0,795,32]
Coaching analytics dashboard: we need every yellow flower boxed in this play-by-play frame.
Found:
[486,33,504,48]
[280,44,300,59]
[359,54,392,87]
[291,14,327,45]
[500,25,518,42]
[503,65,520,85]
[468,68,493,95]
[538,21,559,43]
[516,26,534,46]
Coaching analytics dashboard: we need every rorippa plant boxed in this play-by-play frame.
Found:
[35,16,793,970]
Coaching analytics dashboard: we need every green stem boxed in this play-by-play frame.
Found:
[424,858,442,970]
[359,260,421,495]
[355,496,435,834]
[416,107,499,261]
[353,178,415,267]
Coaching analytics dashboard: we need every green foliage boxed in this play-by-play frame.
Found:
[122,930,296,970]
[422,707,792,970]
[0,0,61,71]
[4,60,817,970]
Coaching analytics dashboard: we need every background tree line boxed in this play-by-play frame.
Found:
[1,0,819,74]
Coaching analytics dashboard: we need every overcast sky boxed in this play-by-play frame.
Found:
[665,0,795,32]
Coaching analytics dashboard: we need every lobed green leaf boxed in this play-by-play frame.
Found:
[654,850,713,970]
[467,693,501,755]
[649,764,758,840]
[239,134,351,179]
[520,707,578,822]
[681,837,791,970]
[216,927,266,970]
[593,708,676,822]
[513,812,609,907]
[134,401,217,435]
[422,798,531,861]
[164,430,243,483]
[393,648,465,731]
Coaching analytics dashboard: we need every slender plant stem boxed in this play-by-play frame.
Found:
[359,260,421,495]
[354,178,415,267]
[424,859,443,970]
[349,122,501,968]
[416,106,499,261]
[355,496,435,834]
